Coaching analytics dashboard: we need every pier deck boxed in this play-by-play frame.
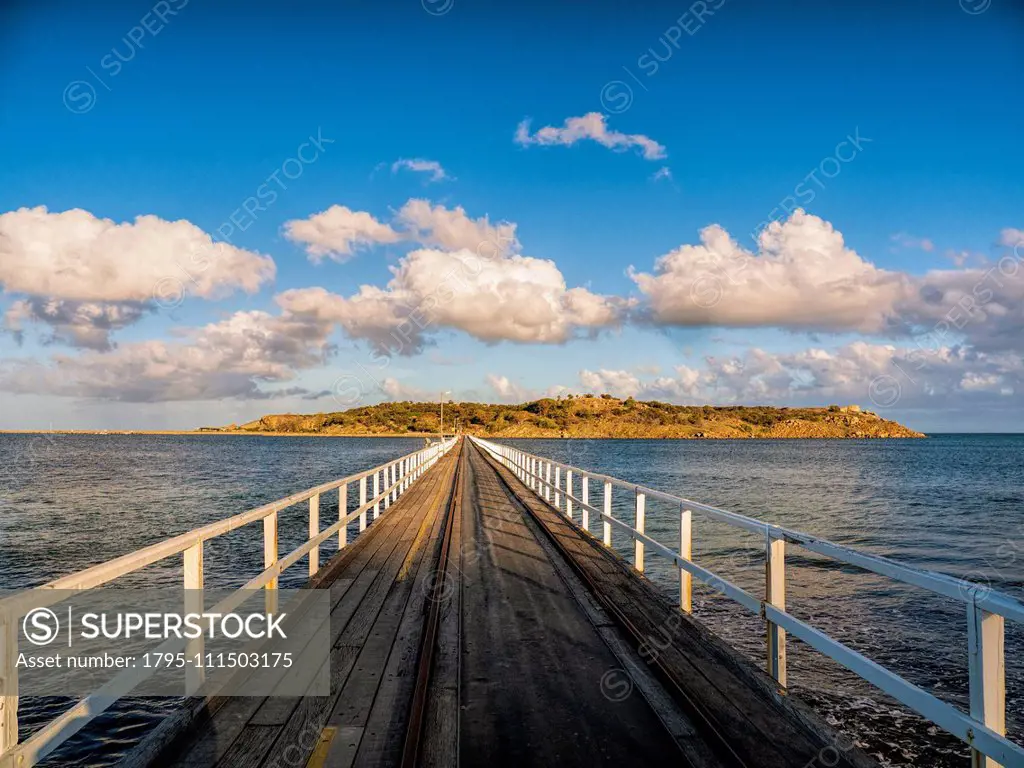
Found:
[135,439,872,768]
[7,434,1020,767]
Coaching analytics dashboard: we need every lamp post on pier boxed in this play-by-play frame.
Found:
[440,390,451,440]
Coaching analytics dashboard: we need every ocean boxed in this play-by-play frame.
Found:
[1,433,1021,766]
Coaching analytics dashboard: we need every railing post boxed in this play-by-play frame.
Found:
[766,536,787,686]
[581,475,589,531]
[545,462,552,502]
[679,508,692,613]
[554,466,561,509]
[634,489,645,572]
[359,476,368,532]
[384,465,391,510]
[400,458,407,494]
[603,480,612,547]
[566,470,573,519]
[0,609,18,756]
[309,493,320,577]
[339,483,348,549]
[373,472,381,520]
[264,511,278,614]
[183,541,204,694]
[968,599,1006,768]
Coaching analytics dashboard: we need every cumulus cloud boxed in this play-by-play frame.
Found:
[4,299,146,351]
[0,309,333,402]
[283,199,517,262]
[515,112,667,161]
[630,210,1024,357]
[630,210,911,333]
[394,199,518,255]
[390,158,450,183]
[278,247,626,354]
[579,366,701,400]
[0,206,276,348]
[576,341,1022,410]
[486,374,531,403]
[283,205,400,262]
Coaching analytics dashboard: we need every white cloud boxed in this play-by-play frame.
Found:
[651,167,673,182]
[486,374,531,403]
[278,247,627,354]
[575,341,1024,410]
[579,366,701,400]
[282,199,518,263]
[515,112,667,161]
[0,206,275,349]
[394,199,518,255]
[0,309,333,402]
[390,158,450,183]
[283,205,400,262]
[630,210,910,333]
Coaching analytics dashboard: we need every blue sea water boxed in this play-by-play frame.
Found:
[1,433,1021,766]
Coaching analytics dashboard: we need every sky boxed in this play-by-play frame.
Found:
[0,0,1022,432]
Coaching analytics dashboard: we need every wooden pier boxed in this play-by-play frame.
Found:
[2,437,1021,767]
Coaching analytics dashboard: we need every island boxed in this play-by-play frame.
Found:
[203,395,925,439]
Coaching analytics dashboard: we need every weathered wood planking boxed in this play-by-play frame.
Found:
[478,443,878,768]
[137,447,461,768]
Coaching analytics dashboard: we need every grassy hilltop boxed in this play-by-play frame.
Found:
[207,395,924,439]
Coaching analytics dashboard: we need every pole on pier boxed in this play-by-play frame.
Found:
[679,508,692,613]
[566,470,573,519]
[634,490,646,572]
[765,537,787,686]
[554,466,561,509]
[339,483,348,549]
[602,480,612,547]
[184,541,205,693]
[1,608,19,755]
[309,494,320,577]
[581,476,589,531]
[264,512,279,615]
[373,473,381,521]
[968,600,1006,768]
[359,476,368,532]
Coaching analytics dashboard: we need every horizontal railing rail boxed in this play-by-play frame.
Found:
[471,436,1022,768]
[0,437,457,768]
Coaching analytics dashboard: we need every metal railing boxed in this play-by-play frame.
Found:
[0,437,456,768]
[472,436,1023,768]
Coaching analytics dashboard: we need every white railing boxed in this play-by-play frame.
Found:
[472,437,1023,768]
[0,437,456,768]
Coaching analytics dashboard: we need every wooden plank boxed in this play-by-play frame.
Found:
[152,450,460,768]
[457,445,683,768]
[479,444,878,768]
[352,454,455,767]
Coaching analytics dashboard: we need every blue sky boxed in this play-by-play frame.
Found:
[0,0,1022,432]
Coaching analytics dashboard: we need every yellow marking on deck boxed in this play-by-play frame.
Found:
[304,726,338,768]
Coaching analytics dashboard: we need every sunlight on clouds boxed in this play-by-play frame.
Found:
[0,206,276,349]
[515,112,667,161]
